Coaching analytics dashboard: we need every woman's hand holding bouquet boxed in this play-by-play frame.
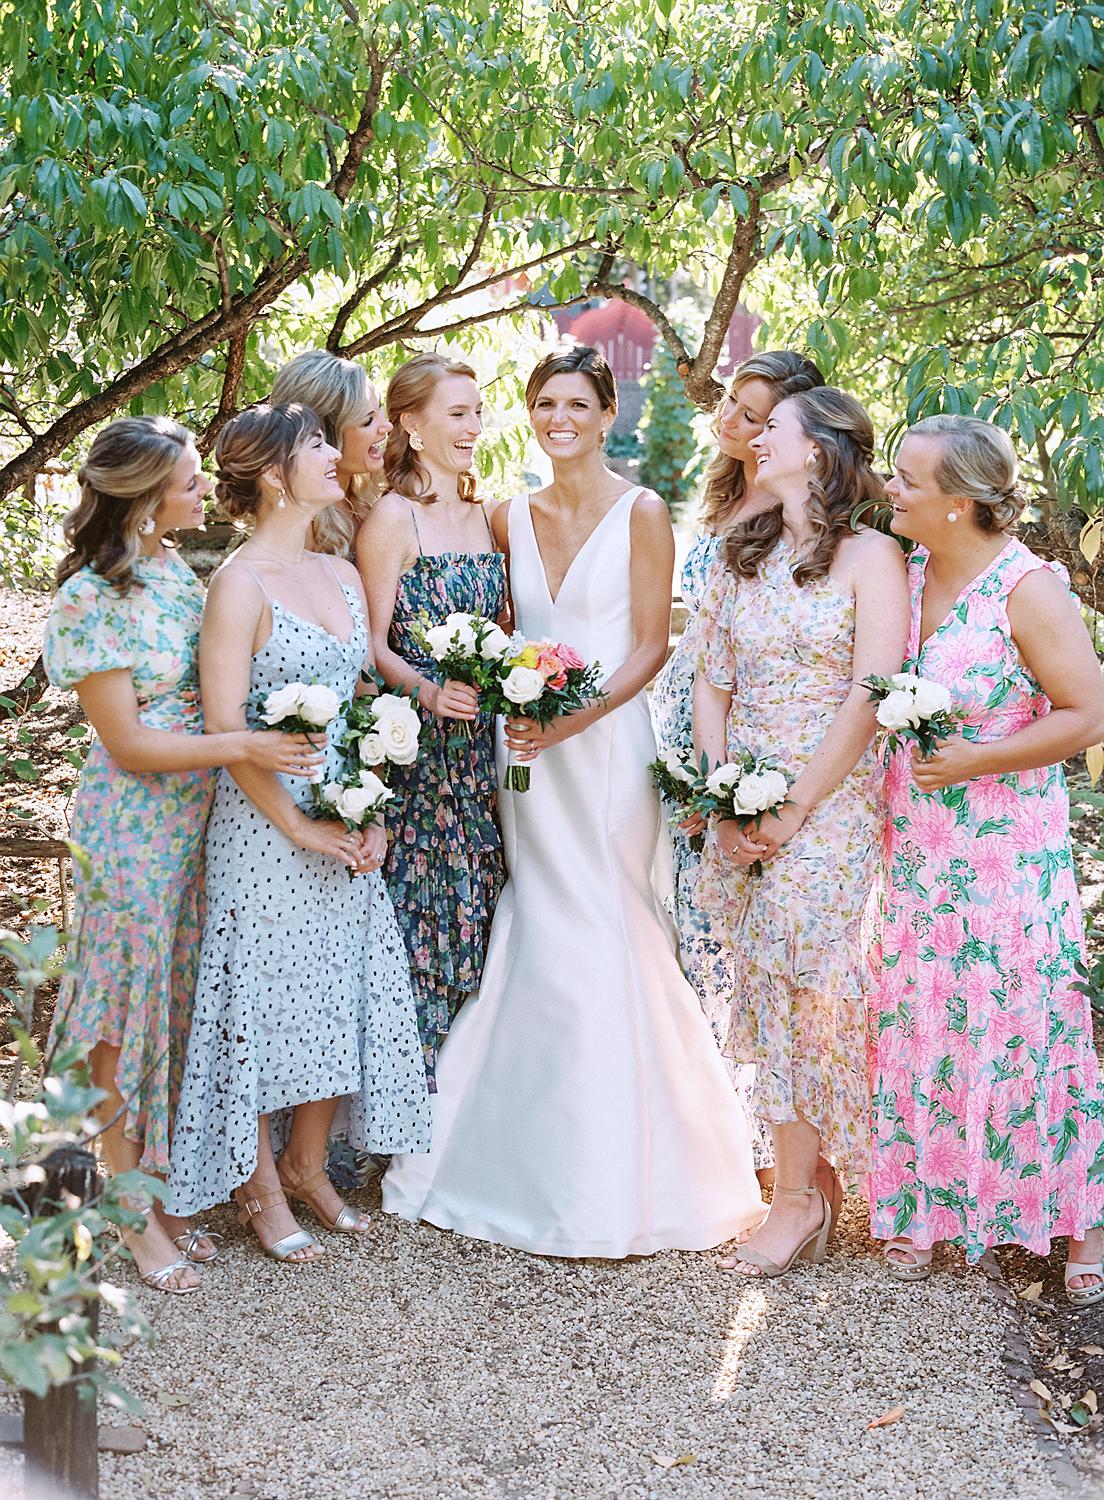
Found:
[649,748,707,851]
[417,612,513,740]
[484,637,606,791]
[688,746,791,876]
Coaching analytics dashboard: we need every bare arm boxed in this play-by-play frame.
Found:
[913,566,1104,790]
[490,498,514,632]
[506,491,675,757]
[200,567,362,869]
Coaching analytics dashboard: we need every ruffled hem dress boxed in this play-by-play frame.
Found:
[42,555,216,1176]
[167,569,430,1214]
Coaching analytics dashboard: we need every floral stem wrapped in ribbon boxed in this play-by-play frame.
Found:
[688,745,790,877]
[254,680,342,783]
[865,670,962,759]
[482,637,606,792]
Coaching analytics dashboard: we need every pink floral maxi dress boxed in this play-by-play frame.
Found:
[868,540,1104,1261]
[42,556,217,1175]
[694,543,881,1172]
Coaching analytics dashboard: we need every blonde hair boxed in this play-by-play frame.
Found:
[57,416,192,595]
[700,351,825,534]
[214,403,323,521]
[908,415,1024,533]
[383,352,480,505]
[722,388,882,586]
[271,349,378,554]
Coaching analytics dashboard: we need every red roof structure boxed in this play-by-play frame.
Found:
[551,299,760,383]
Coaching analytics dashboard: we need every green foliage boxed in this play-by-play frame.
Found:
[0,922,155,1405]
[638,344,702,513]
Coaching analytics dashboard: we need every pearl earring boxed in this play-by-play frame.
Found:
[139,515,156,535]
[409,432,424,452]
[277,492,286,510]
[946,511,958,523]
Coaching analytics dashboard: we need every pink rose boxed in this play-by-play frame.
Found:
[555,642,585,671]
[536,647,567,689]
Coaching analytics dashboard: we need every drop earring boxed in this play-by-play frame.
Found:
[409,432,424,452]
[139,515,156,535]
[805,451,818,471]
[946,511,958,523]
[277,491,286,510]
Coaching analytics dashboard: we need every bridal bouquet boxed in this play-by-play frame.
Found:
[649,748,707,853]
[416,611,513,744]
[865,671,960,758]
[254,680,342,783]
[482,637,606,792]
[689,746,790,877]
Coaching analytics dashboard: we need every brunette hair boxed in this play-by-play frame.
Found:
[57,416,193,594]
[908,414,1024,532]
[524,343,618,418]
[722,387,883,586]
[699,351,825,534]
[383,352,480,505]
[271,350,379,553]
[214,403,322,522]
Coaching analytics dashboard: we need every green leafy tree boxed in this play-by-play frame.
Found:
[638,343,702,514]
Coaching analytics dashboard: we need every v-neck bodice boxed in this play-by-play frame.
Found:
[508,489,640,666]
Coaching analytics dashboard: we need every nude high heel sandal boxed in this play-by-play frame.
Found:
[233,1186,321,1262]
[277,1160,370,1234]
[725,1187,832,1278]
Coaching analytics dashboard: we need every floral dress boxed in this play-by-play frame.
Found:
[384,513,507,1089]
[868,540,1104,1260]
[42,555,217,1176]
[653,534,772,1167]
[694,544,881,1173]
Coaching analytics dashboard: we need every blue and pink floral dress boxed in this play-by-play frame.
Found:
[42,554,216,1175]
[868,540,1104,1259]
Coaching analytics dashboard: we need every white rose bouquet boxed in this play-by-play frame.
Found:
[314,768,394,878]
[481,636,606,792]
[688,745,790,877]
[865,670,961,758]
[254,680,342,782]
[341,688,422,770]
[648,748,707,853]
[414,611,514,745]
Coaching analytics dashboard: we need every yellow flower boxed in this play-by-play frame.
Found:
[509,646,539,668]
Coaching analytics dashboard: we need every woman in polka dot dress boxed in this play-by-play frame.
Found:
[167,403,430,1263]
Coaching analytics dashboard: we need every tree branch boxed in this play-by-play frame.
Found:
[198,328,249,455]
[327,243,409,352]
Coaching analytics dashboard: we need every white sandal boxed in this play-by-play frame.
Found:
[1065,1261,1104,1308]
[884,1238,933,1283]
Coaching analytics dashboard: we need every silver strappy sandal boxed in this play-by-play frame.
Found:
[233,1186,322,1263]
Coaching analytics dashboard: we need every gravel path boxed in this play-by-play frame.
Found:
[0,1186,1072,1500]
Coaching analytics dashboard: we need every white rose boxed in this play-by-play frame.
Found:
[334,783,376,823]
[260,682,305,724]
[296,684,341,727]
[758,769,789,808]
[320,781,342,805]
[663,748,696,784]
[372,692,413,721]
[423,624,454,660]
[358,732,387,766]
[501,665,545,705]
[734,770,787,815]
[911,678,953,719]
[876,689,923,732]
[479,624,512,660]
[442,612,477,652]
[376,706,420,765]
[706,763,742,796]
[356,769,391,803]
[890,672,924,692]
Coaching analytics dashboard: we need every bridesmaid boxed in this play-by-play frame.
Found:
[270,348,392,556]
[870,414,1104,1298]
[43,416,318,1293]
[356,352,506,1087]
[693,388,910,1277]
[652,351,823,1149]
[167,403,430,1262]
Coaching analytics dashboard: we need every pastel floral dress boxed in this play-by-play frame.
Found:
[384,509,507,1089]
[42,555,217,1176]
[694,543,881,1173]
[868,540,1104,1260]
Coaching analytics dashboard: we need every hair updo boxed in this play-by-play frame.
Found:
[214,403,322,522]
[908,414,1024,532]
[383,352,480,506]
[57,415,192,595]
[271,350,378,554]
[722,387,883,586]
[524,343,618,417]
[700,349,825,534]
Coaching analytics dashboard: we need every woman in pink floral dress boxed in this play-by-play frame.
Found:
[870,414,1104,1300]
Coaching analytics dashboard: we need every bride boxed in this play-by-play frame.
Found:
[383,345,763,1256]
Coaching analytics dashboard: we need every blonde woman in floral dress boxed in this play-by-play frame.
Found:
[693,388,909,1277]
[870,415,1104,1298]
[43,417,319,1293]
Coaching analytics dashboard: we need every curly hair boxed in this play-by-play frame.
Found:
[214,403,323,521]
[699,350,825,535]
[383,352,480,505]
[907,414,1024,533]
[722,388,883,586]
[57,416,192,595]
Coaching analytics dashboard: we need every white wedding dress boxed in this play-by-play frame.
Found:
[383,488,763,1257]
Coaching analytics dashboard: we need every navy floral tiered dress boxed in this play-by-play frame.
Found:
[384,514,507,1088]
